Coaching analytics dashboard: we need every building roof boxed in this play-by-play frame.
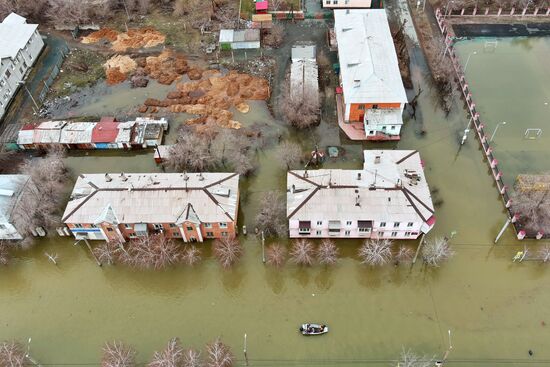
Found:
[365,108,404,126]
[33,120,67,144]
[334,9,407,105]
[219,29,260,43]
[287,150,434,228]
[290,58,319,101]
[256,1,269,10]
[0,12,38,60]
[291,45,316,61]
[91,122,120,143]
[0,174,29,222]
[62,173,240,225]
[59,122,96,144]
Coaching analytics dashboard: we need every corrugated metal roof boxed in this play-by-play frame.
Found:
[33,121,67,144]
[0,174,29,223]
[92,122,120,143]
[291,45,316,61]
[59,122,96,144]
[0,13,38,60]
[287,150,434,223]
[219,29,234,43]
[63,173,240,225]
[334,9,407,104]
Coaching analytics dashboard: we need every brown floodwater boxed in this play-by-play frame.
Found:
[1,23,550,367]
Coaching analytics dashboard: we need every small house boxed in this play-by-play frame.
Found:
[62,172,240,243]
[0,174,31,240]
[219,29,261,50]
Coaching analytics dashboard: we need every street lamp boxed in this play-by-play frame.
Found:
[463,51,477,72]
[490,121,507,142]
[17,81,39,111]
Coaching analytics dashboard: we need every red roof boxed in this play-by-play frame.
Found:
[256,1,268,10]
[92,122,120,143]
[21,123,36,131]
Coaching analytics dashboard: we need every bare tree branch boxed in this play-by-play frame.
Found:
[266,243,287,268]
[255,191,287,237]
[205,338,233,367]
[290,239,315,266]
[213,236,243,269]
[316,239,339,266]
[149,338,184,367]
[358,238,393,266]
[102,341,136,367]
[421,237,454,267]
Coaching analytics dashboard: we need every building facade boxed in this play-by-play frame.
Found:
[0,174,31,240]
[287,150,435,239]
[62,173,239,243]
[0,13,44,121]
[322,0,372,8]
[334,9,407,141]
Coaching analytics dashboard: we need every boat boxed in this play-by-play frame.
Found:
[299,323,328,336]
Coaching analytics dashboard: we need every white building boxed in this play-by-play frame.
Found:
[323,0,372,8]
[219,29,261,50]
[290,45,319,102]
[287,150,435,239]
[0,174,31,240]
[0,13,44,121]
[334,9,407,141]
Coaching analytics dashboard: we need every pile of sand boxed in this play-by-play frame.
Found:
[104,55,137,85]
[81,28,118,44]
[139,49,189,85]
[81,27,165,51]
[112,28,165,52]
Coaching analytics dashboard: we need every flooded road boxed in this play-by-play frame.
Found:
[1,22,550,367]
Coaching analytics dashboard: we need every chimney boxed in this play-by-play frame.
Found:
[304,170,308,178]
[291,184,295,193]
[357,172,362,180]
[355,194,361,207]
[120,172,128,182]
[183,172,189,181]
[105,173,112,182]
[198,172,204,181]
[374,155,381,164]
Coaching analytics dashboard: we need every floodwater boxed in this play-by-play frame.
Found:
[455,37,550,187]
[2,20,550,367]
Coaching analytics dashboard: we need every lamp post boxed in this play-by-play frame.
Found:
[463,51,477,72]
[17,81,39,111]
[490,121,507,142]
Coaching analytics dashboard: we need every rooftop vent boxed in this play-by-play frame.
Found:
[357,172,362,180]
[291,184,295,193]
[214,188,230,197]
[120,172,128,182]
[198,172,204,181]
[353,79,361,88]
[374,155,381,164]
[105,173,112,182]
[355,194,361,207]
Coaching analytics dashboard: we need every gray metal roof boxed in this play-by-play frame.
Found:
[0,13,39,60]
[0,174,29,223]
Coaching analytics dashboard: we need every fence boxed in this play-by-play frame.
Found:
[37,44,70,104]
[434,8,538,240]
[444,6,550,17]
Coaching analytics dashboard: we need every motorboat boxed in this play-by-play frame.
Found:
[299,323,328,336]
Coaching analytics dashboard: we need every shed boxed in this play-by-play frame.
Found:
[219,29,260,50]
[59,122,96,149]
[17,124,35,149]
[92,122,120,149]
[256,0,268,12]
[33,120,66,148]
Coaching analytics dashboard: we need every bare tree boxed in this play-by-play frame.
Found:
[183,349,202,367]
[266,243,287,268]
[0,242,11,266]
[93,241,121,266]
[182,245,202,266]
[205,338,233,367]
[421,237,454,267]
[211,130,256,176]
[397,348,434,367]
[167,129,214,172]
[119,234,182,270]
[511,175,550,235]
[263,24,284,48]
[290,239,315,266]
[539,245,550,263]
[11,149,69,248]
[275,141,302,170]
[213,236,243,269]
[149,338,184,367]
[279,91,320,129]
[255,191,287,237]
[358,238,393,266]
[316,239,339,266]
[102,341,136,367]
[395,245,414,265]
[0,340,30,367]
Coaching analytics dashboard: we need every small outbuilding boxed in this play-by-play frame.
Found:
[219,29,261,50]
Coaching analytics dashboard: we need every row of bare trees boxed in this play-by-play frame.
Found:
[93,234,243,270]
[102,337,233,367]
[266,239,340,267]
[166,128,260,176]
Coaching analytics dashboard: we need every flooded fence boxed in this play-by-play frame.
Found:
[443,6,550,17]
[434,8,536,240]
[37,44,70,104]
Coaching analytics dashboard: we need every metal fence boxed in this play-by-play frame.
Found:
[37,44,70,104]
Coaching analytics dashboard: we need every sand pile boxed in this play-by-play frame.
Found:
[104,55,137,85]
[140,50,189,85]
[81,28,118,44]
[112,28,165,52]
[81,27,165,51]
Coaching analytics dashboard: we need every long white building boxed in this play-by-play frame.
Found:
[287,150,435,239]
[0,13,44,121]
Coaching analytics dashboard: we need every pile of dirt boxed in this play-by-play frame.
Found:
[81,27,165,51]
[137,70,269,129]
[112,27,166,52]
[81,28,118,44]
[104,55,137,85]
[139,50,189,85]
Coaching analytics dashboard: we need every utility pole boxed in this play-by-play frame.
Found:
[261,230,266,263]
[494,217,511,243]
[243,333,249,366]
[412,233,425,264]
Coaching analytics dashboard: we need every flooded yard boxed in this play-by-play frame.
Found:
[2,20,550,367]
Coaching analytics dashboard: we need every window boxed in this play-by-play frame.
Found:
[393,222,400,228]
[219,222,228,228]
[391,231,398,237]
[325,0,330,3]
[23,61,27,69]
[299,221,311,234]
[129,234,137,239]
[19,67,23,74]
[206,232,214,237]
[169,223,176,228]
[153,223,163,230]
[0,79,4,87]
[316,221,322,226]
[90,224,97,228]
[187,226,193,231]
[404,232,412,237]
[5,70,10,78]
[372,104,379,109]
[316,230,322,235]
[204,223,212,228]
[390,126,396,130]
[358,104,365,110]
[346,221,352,226]
[173,231,181,237]
[345,230,351,236]
[333,0,338,4]
[124,224,132,229]
[221,231,228,237]
[369,130,374,135]
[74,224,83,228]
[380,222,386,227]
[107,227,114,232]
[407,222,414,227]
[358,227,371,233]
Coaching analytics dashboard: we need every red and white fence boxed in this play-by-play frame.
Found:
[444,6,550,17]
